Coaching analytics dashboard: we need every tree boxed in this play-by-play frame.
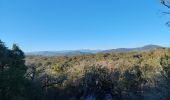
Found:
[0,40,9,99]
[10,44,26,73]
[0,41,29,100]
[160,0,170,26]
[7,44,28,99]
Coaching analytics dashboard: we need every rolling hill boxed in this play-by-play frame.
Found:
[26,45,163,56]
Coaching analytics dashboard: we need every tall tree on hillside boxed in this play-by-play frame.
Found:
[11,44,26,72]
[7,44,28,99]
[0,41,28,100]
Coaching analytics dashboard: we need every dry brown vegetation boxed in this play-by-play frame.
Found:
[25,48,170,100]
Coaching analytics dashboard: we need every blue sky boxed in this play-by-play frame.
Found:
[0,0,169,52]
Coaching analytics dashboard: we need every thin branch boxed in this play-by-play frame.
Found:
[166,21,170,27]
[162,12,170,14]
[161,0,170,8]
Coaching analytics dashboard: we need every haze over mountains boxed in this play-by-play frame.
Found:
[26,45,163,56]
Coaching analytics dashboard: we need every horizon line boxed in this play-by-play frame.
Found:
[25,44,165,53]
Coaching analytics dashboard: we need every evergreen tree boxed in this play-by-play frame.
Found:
[0,41,28,100]
[0,40,9,99]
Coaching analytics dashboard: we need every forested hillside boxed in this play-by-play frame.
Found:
[1,39,170,100]
[1,0,170,100]
[25,47,170,100]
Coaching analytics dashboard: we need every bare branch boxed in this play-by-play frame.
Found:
[162,12,170,14]
[161,0,170,8]
[166,21,170,27]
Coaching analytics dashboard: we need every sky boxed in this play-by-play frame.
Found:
[0,0,170,52]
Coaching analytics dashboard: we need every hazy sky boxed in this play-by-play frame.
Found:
[0,0,169,52]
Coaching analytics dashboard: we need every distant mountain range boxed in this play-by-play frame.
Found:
[26,50,101,56]
[26,45,163,56]
[102,45,162,53]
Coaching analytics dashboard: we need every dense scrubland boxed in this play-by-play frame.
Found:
[1,39,170,100]
[25,48,170,100]
[1,0,170,99]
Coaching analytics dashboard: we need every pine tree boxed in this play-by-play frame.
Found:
[0,41,28,100]
[0,40,9,99]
